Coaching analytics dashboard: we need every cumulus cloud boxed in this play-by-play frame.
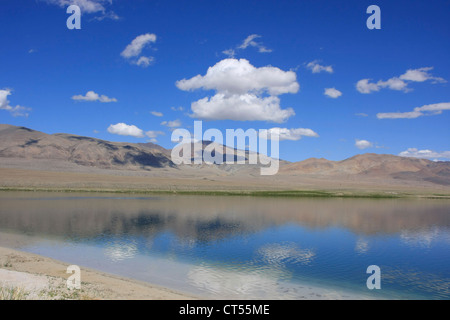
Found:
[324,87,342,98]
[107,123,144,138]
[399,148,450,160]
[306,60,333,74]
[259,127,319,141]
[121,33,157,67]
[355,139,373,150]
[150,111,163,117]
[177,59,298,95]
[357,67,445,94]
[190,94,294,123]
[0,89,31,117]
[377,102,450,119]
[176,58,299,123]
[223,34,272,57]
[161,119,182,128]
[72,90,117,102]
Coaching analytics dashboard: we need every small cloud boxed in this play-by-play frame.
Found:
[357,67,445,94]
[259,127,319,141]
[237,34,272,53]
[72,91,117,103]
[161,119,182,128]
[28,49,36,54]
[306,60,333,74]
[399,67,446,83]
[171,106,184,111]
[121,33,157,67]
[145,130,165,140]
[222,48,236,58]
[150,111,163,117]
[93,130,99,134]
[399,148,450,160]
[356,79,380,94]
[223,34,272,57]
[355,139,373,150]
[134,56,154,68]
[377,102,450,119]
[324,87,342,98]
[355,113,368,117]
[107,123,144,138]
[0,89,31,117]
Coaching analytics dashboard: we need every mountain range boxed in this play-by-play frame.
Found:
[0,124,449,191]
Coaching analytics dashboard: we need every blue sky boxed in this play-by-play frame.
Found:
[0,0,449,162]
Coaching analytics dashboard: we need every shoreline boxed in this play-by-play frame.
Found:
[0,246,198,300]
[1,187,450,200]
[0,246,378,300]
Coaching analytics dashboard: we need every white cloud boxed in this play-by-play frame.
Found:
[377,77,409,91]
[107,123,144,138]
[399,67,446,83]
[377,102,450,119]
[121,33,157,67]
[259,127,319,141]
[72,90,117,102]
[355,113,368,117]
[399,148,450,160]
[0,89,31,117]
[161,119,182,128]
[171,106,184,111]
[176,58,298,123]
[356,79,380,94]
[357,67,445,94]
[134,56,154,68]
[223,34,272,57]
[237,34,272,53]
[177,58,299,95]
[355,139,373,150]
[306,60,333,74]
[324,87,342,98]
[145,130,165,139]
[190,94,294,123]
[150,111,163,117]
[222,48,236,58]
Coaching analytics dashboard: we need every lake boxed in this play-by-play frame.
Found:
[0,192,449,299]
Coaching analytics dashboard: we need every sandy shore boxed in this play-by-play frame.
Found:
[0,246,377,300]
[0,246,197,300]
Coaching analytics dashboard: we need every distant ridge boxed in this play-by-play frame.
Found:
[0,124,449,186]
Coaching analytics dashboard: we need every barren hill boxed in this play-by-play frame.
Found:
[279,153,450,186]
[0,124,173,170]
[0,124,449,191]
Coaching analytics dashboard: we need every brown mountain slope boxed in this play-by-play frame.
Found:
[279,153,450,185]
[1,124,449,187]
[0,124,174,170]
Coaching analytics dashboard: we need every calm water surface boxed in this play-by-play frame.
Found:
[0,192,449,299]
